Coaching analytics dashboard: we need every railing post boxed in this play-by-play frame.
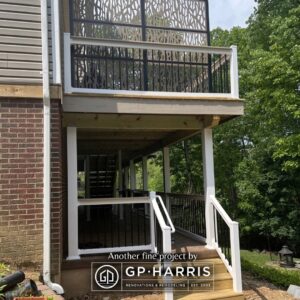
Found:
[163,222,173,300]
[118,150,124,220]
[149,191,157,253]
[230,45,239,98]
[64,33,72,93]
[67,127,80,260]
[230,221,242,293]
[130,160,136,191]
[143,156,149,215]
[202,128,215,248]
[163,147,171,214]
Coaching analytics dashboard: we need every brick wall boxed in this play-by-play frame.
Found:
[0,98,63,279]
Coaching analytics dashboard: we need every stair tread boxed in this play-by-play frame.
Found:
[176,289,244,300]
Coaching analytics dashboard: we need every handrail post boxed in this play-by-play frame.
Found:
[150,192,157,253]
[230,45,239,98]
[64,33,72,93]
[230,221,242,292]
[163,225,173,300]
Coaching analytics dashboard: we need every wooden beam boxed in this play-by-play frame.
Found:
[204,116,221,128]
[63,113,204,131]
[0,84,61,99]
[63,95,244,116]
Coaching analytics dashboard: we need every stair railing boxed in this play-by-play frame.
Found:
[150,191,175,300]
[209,195,242,293]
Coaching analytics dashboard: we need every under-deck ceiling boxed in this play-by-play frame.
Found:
[64,113,206,163]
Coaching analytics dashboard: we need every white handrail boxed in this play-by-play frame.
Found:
[150,192,173,300]
[69,35,233,55]
[210,195,232,227]
[156,195,175,233]
[209,195,242,293]
[78,196,149,206]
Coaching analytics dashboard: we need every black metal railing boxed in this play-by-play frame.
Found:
[214,208,231,265]
[159,193,206,238]
[70,42,231,93]
[78,203,150,249]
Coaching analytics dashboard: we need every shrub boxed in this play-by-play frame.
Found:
[241,250,300,288]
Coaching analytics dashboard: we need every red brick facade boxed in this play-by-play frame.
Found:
[0,98,63,279]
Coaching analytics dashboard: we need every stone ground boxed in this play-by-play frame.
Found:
[243,272,295,300]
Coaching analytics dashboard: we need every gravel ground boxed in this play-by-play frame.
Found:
[243,272,295,300]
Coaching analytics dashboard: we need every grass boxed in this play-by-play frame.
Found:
[0,262,10,277]
[241,250,300,288]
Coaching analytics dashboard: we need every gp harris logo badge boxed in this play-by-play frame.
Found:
[94,265,120,289]
[91,261,214,292]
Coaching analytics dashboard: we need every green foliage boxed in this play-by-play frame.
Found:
[241,250,300,288]
[210,0,300,254]
[149,0,300,255]
[0,262,9,277]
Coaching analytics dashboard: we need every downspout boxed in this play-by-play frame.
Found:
[41,0,64,295]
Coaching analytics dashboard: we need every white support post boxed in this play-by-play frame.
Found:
[67,127,80,260]
[230,222,243,293]
[118,150,124,220]
[124,166,129,192]
[149,192,156,254]
[118,150,123,194]
[142,156,149,215]
[202,128,215,248]
[130,160,136,192]
[85,156,91,222]
[230,45,239,99]
[64,33,72,93]
[142,156,148,191]
[163,147,171,214]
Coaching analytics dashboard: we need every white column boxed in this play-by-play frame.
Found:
[142,156,149,215]
[130,160,136,192]
[118,150,123,194]
[118,150,124,220]
[230,45,239,99]
[85,156,91,222]
[124,166,129,192]
[202,128,215,248]
[67,127,80,260]
[163,147,171,214]
[142,156,148,191]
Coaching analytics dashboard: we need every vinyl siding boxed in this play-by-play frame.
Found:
[0,0,53,84]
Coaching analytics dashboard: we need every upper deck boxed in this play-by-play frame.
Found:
[62,0,242,118]
[0,0,243,118]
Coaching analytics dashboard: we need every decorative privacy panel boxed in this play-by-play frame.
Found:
[71,0,208,45]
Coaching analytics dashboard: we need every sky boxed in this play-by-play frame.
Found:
[209,0,257,29]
